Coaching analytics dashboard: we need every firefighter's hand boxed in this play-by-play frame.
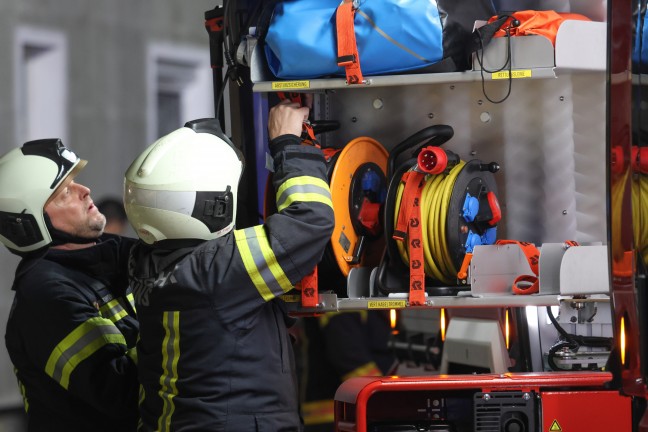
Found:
[268,99,309,140]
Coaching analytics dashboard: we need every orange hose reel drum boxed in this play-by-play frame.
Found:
[328,137,389,277]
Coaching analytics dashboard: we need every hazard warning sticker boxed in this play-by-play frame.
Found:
[549,419,562,431]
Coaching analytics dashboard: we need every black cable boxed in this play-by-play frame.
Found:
[545,306,577,344]
[545,306,612,347]
[222,0,243,87]
[214,71,231,124]
[547,340,577,371]
[223,0,236,60]
[474,24,514,104]
[545,306,613,371]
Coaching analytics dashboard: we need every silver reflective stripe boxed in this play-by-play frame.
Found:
[235,226,293,301]
[45,317,126,389]
[275,176,332,212]
[158,311,179,432]
[99,299,128,323]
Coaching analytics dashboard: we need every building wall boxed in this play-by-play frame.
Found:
[0,0,219,412]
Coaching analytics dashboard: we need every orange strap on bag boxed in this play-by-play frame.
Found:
[336,0,364,84]
[488,10,591,46]
[393,171,426,306]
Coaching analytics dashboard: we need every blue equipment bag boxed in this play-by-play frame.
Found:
[264,0,496,80]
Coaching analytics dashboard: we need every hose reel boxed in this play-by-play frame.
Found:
[377,125,501,300]
[321,137,389,297]
[264,135,389,299]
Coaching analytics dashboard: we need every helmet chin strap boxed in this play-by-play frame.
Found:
[44,212,99,246]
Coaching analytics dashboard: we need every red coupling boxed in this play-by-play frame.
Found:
[611,145,625,175]
[277,92,302,105]
[417,146,448,175]
[632,146,648,174]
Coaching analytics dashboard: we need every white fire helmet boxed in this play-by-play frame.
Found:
[0,139,87,253]
[124,119,244,244]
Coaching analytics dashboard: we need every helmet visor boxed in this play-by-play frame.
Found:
[21,139,86,190]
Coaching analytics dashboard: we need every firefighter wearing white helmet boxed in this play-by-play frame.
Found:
[124,120,243,243]
[0,139,139,431]
[0,139,87,253]
[126,102,335,431]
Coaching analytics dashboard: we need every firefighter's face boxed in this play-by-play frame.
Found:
[45,180,106,239]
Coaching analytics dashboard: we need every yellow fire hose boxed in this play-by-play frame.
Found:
[393,161,466,285]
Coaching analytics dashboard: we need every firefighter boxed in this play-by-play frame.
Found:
[301,311,397,431]
[0,140,139,431]
[124,99,335,431]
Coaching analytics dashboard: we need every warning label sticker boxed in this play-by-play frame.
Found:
[491,69,532,80]
[367,300,407,309]
[549,419,562,431]
[271,80,310,90]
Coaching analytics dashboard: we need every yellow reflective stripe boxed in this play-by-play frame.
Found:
[276,176,329,200]
[158,311,179,432]
[127,292,137,312]
[235,226,293,301]
[127,346,138,365]
[99,299,129,323]
[276,176,333,212]
[253,225,292,293]
[302,399,335,425]
[278,192,333,212]
[342,361,382,381]
[235,229,272,300]
[45,317,126,389]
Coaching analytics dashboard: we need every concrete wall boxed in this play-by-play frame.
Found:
[0,0,219,410]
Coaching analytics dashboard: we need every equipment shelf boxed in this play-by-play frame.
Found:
[251,68,559,93]
[249,20,606,93]
[281,292,609,314]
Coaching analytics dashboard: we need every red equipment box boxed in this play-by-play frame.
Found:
[334,372,630,432]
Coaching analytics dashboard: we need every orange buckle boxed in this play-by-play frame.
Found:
[337,54,357,67]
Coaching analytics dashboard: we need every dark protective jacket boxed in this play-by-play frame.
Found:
[129,136,335,432]
[301,311,397,431]
[5,234,139,432]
